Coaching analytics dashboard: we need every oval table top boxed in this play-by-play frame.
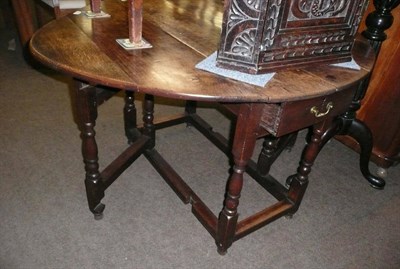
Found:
[29,0,375,103]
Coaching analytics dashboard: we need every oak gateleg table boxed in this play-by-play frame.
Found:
[29,0,383,254]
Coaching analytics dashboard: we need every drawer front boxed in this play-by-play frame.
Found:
[260,86,356,137]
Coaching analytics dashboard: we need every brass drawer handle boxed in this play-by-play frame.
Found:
[310,102,334,118]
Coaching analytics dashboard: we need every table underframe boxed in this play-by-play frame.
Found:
[74,80,340,254]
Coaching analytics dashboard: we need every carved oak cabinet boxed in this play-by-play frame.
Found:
[217,0,369,73]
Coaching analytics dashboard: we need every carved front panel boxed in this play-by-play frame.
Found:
[217,0,369,74]
[289,0,350,20]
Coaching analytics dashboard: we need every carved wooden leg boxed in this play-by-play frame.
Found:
[335,100,385,189]
[124,91,140,144]
[143,94,155,149]
[75,80,105,219]
[286,121,328,215]
[216,104,264,255]
[257,136,279,176]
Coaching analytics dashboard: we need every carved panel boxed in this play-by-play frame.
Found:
[289,0,350,20]
[217,0,369,74]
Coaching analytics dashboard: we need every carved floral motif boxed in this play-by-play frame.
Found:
[262,0,283,49]
[224,0,262,56]
[217,0,368,73]
[295,0,350,18]
[247,0,262,10]
[231,29,257,56]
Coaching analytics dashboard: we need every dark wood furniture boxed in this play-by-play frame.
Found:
[217,0,369,73]
[10,0,36,46]
[10,0,86,48]
[338,1,400,174]
[29,0,381,254]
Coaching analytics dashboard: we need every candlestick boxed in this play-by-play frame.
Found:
[116,0,152,50]
[129,0,143,44]
[90,0,101,14]
[363,0,400,52]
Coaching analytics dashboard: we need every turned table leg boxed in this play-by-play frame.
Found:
[124,91,141,144]
[216,103,264,254]
[286,121,331,215]
[143,94,156,148]
[74,80,105,219]
[257,133,298,176]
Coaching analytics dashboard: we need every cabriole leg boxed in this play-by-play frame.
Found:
[346,119,385,189]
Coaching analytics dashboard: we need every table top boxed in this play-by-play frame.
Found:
[29,0,375,103]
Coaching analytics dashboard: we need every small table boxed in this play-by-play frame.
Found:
[30,0,377,254]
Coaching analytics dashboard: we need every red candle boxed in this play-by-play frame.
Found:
[90,0,101,14]
[128,0,143,44]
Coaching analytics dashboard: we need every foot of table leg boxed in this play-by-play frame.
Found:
[216,166,243,254]
[346,119,385,189]
[75,80,106,218]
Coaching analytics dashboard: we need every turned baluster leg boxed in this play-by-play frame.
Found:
[286,121,328,215]
[75,80,105,219]
[216,104,264,255]
[257,133,298,176]
[257,136,279,176]
[124,91,140,144]
[143,94,155,148]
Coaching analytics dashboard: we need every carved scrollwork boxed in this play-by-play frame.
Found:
[217,0,368,74]
[231,29,257,56]
[350,0,366,35]
[247,0,263,10]
[262,41,351,62]
[224,0,262,56]
[280,30,347,47]
[262,0,283,50]
[293,0,350,18]
[227,0,254,28]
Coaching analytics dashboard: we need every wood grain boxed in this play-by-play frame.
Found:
[30,0,375,103]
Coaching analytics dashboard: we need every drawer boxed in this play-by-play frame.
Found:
[260,86,356,137]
